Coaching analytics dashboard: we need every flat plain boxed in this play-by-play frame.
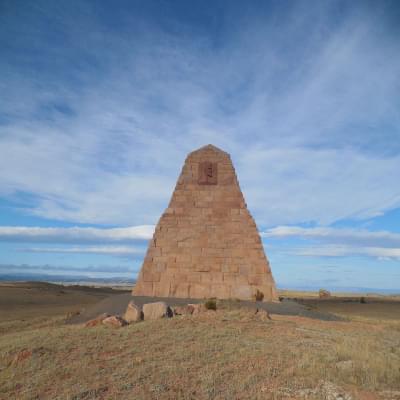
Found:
[0,282,399,399]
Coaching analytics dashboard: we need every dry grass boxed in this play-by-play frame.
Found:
[1,306,399,399]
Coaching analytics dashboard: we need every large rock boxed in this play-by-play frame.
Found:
[173,305,195,316]
[102,315,128,328]
[189,303,207,315]
[142,302,173,320]
[85,313,110,327]
[132,145,278,302]
[124,301,143,323]
[254,308,271,321]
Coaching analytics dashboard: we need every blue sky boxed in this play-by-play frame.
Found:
[0,0,399,291]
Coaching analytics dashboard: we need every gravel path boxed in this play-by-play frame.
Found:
[67,294,344,324]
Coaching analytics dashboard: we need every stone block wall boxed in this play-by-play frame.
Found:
[133,144,278,301]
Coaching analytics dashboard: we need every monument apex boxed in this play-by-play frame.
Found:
[133,144,278,301]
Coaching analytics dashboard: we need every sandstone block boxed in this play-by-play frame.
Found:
[189,283,210,299]
[153,281,171,297]
[124,301,143,323]
[173,305,194,316]
[231,285,253,299]
[170,282,190,298]
[143,302,173,320]
[210,284,230,299]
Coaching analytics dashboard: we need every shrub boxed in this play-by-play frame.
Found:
[204,299,217,310]
[360,296,366,304]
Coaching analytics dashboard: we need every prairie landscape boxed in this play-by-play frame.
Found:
[1,282,399,400]
[2,1,400,399]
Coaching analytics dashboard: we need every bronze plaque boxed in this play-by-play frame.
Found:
[198,161,218,185]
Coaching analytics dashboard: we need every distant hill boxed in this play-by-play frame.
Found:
[0,272,134,286]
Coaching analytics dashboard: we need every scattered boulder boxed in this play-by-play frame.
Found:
[85,313,110,327]
[189,303,207,315]
[102,315,128,328]
[142,302,173,320]
[124,301,143,323]
[173,305,194,316]
[319,289,331,299]
[255,308,271,321]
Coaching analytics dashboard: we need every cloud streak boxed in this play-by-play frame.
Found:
[20,245,144,257]
[263,226,400,247]
[0,225,154,244]
[263,226,400,260]
[0,1,399,227]
[0,263,136,274]
[291,245,400,260]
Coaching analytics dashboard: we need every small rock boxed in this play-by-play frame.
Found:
[173,305,194,316]
[336,360,354,372]
[318,381,352,400]
[85,313,110,327]
[66,310,80,319]
[13,349,32,364]
[143,302,173,320]
[102,315,128,328]
[255,308,271,321]
[319,289,331,298]
[124,301,143,323]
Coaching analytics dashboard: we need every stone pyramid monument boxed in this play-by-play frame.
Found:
[133,145,278,301]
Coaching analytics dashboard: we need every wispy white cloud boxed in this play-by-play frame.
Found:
[0,1,399,227]
[0,263,136,274]
[19,246,143,256]
[0,225,154,243]
[263,225,400,260]
[263,226,400,247]
[291,245,400,260]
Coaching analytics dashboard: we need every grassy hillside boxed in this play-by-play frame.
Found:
[0,289,399,399]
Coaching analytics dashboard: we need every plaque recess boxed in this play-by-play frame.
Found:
[198,161,217,185]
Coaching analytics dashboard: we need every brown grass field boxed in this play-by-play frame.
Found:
[0,282,399,399]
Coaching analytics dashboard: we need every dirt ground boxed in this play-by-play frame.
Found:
[0,282,399,399]
[298,297,400,321]
[0,281,129,321]
[67,293,345,324]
